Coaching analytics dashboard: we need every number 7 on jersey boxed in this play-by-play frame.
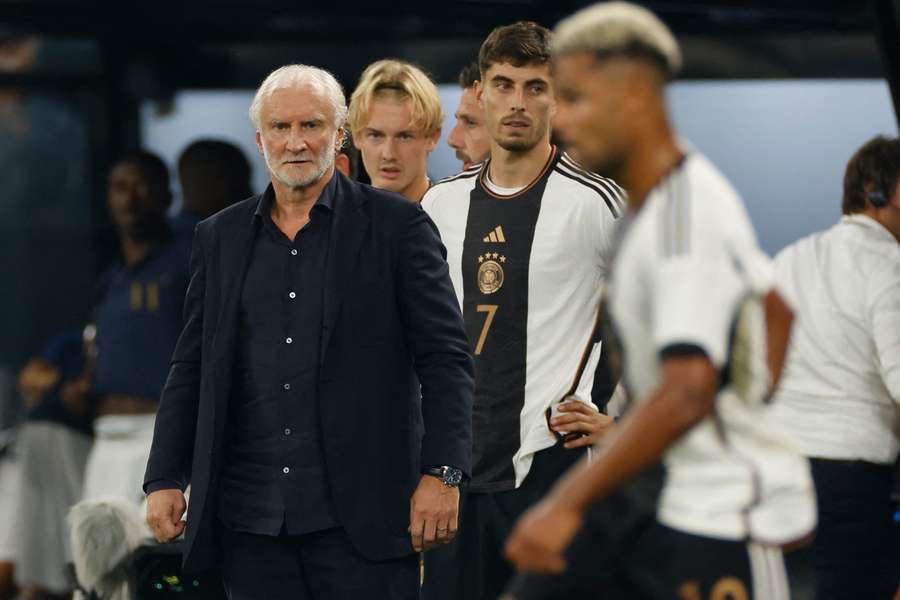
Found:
[474,304,498,355]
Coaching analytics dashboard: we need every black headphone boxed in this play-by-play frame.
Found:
[868,188,888,207]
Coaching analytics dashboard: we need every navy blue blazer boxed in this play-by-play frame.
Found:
[144,172,474,571]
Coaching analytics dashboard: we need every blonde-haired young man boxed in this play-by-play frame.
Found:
[349,59,443,201]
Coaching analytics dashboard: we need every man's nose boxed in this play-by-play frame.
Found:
[448,122,464,150]
[382,137,397,160]
[510,86,526,112]
[286,125,308,152]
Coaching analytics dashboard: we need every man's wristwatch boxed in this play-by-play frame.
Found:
[423,465,464,488]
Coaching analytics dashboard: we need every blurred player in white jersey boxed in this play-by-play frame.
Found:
[504,4,816,599]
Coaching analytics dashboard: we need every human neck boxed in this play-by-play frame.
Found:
[120,237,154,268]
[270,167,334,223]
[859,206,900,243]
[487,138,552,189]
[399,174,431,203]
[617,119,682,213]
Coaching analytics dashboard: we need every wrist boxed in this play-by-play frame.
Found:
[422,465,464,487]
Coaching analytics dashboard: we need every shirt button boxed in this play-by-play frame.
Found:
[290,249,298,256]
[283,383,291,390]
[283,467,290,474]
[289,292,296,299]
[284,428,291,435]
[286,337,293,344]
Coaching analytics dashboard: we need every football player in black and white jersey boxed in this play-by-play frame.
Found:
[420,20,626,600]
[504,4,816,599]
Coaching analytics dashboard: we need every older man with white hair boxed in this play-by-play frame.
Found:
[142,64,474,599]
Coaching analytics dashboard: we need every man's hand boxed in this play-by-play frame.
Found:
[409,475,460,552]
[550,399,614,449]
[17,358,60,409]
[504,495,583,574]
[146,489,187,543]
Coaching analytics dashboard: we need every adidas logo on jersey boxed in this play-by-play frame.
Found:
[483,226,506,243]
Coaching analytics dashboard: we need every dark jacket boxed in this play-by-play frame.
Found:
[144,172,474,571]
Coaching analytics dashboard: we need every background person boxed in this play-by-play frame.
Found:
[349,59,443,201]
[770,135,900,600]
[447,61,491,171]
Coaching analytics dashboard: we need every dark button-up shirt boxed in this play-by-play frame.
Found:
[218,177,339,536]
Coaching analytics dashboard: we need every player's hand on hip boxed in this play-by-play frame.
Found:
[146,488,187,543]
[409,475,460,552]
[504,496,582,574]
[550,398,614,449]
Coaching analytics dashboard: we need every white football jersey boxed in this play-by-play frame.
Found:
[422,148,624,491]
[608,151,816,544]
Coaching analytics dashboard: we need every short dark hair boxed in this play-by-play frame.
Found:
[842,135,900,215]
[179,140,252,195]
[478,21,552,76]
[117,150,171,203]
[458,61,480,88]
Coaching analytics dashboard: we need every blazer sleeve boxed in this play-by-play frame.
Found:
[143,225,207,492]
[396,203,475,475]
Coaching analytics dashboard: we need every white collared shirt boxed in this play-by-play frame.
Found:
[770,214,900,464]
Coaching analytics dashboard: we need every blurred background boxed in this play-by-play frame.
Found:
[1,0,899,428]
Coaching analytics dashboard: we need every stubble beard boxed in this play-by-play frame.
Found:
[265,146,334,191]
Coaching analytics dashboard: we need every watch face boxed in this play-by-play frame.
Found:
[444,468,463,486]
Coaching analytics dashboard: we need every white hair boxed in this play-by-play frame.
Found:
[552,2,682,78]
[248,64,349,130]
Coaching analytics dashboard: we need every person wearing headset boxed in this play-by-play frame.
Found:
[769,135,900,600]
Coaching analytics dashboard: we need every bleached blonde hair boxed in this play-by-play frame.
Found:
[348,59,443,137]
[249,64,348,130]
[552,2,682,79]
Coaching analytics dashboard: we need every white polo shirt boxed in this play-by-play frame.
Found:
[609,151,816,545]
[769,214,900,464]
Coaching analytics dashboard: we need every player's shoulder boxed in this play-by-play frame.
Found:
[550,152,626,215]
[422,163,482,215]
[429,163,483,193]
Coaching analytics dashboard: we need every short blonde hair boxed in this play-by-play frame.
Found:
[552,2,682,79]
[348,59,443,137]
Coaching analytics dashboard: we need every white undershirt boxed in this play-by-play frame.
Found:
[483,172,525,196]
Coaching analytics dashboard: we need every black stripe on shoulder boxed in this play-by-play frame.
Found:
[659,169,692,258]
[433,166,483,187]
[552,166,619,218]
[559,155,627,211]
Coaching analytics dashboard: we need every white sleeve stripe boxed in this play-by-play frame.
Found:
[558,155,627,210]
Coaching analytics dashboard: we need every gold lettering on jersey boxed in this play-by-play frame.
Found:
[676,581,701,600]
[146,282,160,312]
[130,282,142,310]
[482,226,507,243]
[477,254,505,294]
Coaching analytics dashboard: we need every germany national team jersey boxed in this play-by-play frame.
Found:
[608,150,816,544]
[422,147,624,492]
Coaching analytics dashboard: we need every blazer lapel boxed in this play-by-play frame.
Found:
[211,197,259,362]
[321,174,369,365]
